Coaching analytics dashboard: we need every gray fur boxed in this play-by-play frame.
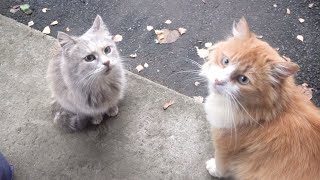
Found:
[47,15,126,131]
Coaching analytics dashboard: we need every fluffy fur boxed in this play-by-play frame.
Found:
[202,17,320,179]
[47,15,126,130]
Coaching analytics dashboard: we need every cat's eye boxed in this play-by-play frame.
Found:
[222,56,229,66]
[84,54,96,62]
[104,46,112,54]
[238,75,249,85]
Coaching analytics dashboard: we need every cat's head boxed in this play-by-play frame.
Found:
[57,15,121,80]
[201,18,299,121]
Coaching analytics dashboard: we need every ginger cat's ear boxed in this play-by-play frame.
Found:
[232,17,251,39]
[271,60,300,80]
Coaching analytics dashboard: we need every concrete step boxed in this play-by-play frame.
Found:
[0,15,214,180]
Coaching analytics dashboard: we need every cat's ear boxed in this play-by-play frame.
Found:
[87,15,110,34]
[271,60,300,80]
[57,31,77,49]
[232,17,251,39]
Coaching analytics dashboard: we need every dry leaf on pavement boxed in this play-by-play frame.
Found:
[147,25,153,31]
[136,65,144,72]
[297,83,313,100]
[298,18,305,23]
[42,8,50,13]
[273,4,277,7]
[28,20,34,27]
[129,53,137,58]
[144,63,149,68]
[195,47,209,58]
[178,28,187,35]
[42,26,51,34]
[165,20,172,24]
[113,34,123,42]
[286,8,291,14]
[50,20,58,26]
[163,100,175,110]
[296,35,304,42]
[10,5,20,14]
[308,3,314,8]
[155,29,180,44]
[193,96,204,103]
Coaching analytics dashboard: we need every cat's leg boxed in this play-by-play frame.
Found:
[106,105,118,117]
[206,151,228,178]
[90,114,104,125]
[68,113,90,131]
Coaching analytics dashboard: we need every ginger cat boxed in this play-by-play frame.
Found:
[201,18,320,180]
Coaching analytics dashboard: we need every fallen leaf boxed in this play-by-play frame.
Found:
[155,29,180,44]
[42,26,51,34]
[10,5,20,14]
[205,42,213,48]
[256,35,263,39]
[42,8,50,13]
[113,34,123,42]
[178,27,187,35]
[147,25,153,31]
[296,35,304,42]
[50,20,58,26]
[308,3,314,8]
[20,4,32,15]
[298,18,305,23]
[193,96,204,103]
[163,100,175,110]
[297,83,313,100]
[66,27,70,32]
[129,53,137,58]
[136,65,144,72]
[28,20,34,27]
[286,8,291,14]
[194,81,200,86]
[273,4,277,7]
[144,63,149,68]
[195,47,209,58]
[165,20,172,24]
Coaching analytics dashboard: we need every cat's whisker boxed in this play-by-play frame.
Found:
[179,57,203,69]
[227,92,262,127]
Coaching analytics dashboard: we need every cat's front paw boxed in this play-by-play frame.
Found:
[90,115,104,125]
[206,158,222,178]
[106,106,118,117]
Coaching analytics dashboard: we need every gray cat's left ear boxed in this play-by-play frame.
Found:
[86,15,110,34]
[57,31,77,49]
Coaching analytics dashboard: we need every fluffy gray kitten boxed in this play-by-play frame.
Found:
[47,15,126,130]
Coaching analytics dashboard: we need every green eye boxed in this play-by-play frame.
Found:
[238,75,249,85]
[104,46,111,54]
[84,54,96,62]
[222,56,229,65]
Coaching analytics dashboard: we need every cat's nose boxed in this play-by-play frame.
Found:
[102,60,110,68]
[214,79,227,86]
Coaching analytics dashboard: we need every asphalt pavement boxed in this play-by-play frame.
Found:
[1,0,319,106]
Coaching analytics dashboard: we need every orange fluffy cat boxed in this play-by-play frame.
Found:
[202,18,320,180]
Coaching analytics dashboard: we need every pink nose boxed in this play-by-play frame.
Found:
[214,79,226,85]
[103,60,110,67]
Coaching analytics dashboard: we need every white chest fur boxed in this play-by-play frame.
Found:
[204,93,235,128]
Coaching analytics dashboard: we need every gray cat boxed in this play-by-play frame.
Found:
[47,15,126,130]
